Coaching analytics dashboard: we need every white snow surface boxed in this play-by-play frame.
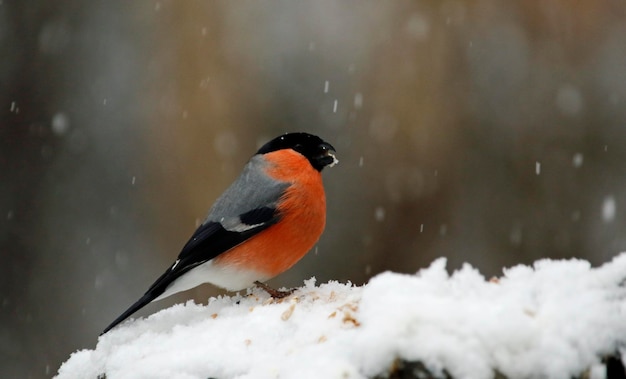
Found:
[56,254,626,379]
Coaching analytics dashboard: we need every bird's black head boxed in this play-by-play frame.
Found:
[256,132,338,172]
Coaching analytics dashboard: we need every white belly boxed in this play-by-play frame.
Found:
[154,260,269,301]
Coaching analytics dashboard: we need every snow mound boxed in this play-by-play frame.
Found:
[56,254,626,379]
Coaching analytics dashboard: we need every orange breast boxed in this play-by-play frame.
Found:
[214,150,327,277]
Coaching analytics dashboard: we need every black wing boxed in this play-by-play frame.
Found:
[101,206,280,335]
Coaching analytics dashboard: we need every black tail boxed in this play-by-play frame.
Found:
[100,222,225,335]
[101,292,158,335]
[101,266,181,335]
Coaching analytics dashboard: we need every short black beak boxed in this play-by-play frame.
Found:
[316,143,338,170]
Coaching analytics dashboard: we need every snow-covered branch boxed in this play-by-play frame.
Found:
[56,254,626,379]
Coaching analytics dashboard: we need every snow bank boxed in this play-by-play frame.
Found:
[56,254,626,379]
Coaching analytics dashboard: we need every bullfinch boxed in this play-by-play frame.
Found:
[102,132,338,334]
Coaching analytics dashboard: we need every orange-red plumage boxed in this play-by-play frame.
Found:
[214,149,326,276]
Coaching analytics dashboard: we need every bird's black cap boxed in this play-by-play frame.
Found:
[256,132,337,172]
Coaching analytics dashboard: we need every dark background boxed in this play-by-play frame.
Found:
[2,1,626,377]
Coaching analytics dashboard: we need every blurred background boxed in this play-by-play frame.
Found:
[2,0,626,377]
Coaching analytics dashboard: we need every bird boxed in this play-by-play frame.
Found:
[101,132,338,334]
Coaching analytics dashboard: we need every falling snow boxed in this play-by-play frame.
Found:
[535,161,541,175]
[572,153,584,168]
[405,13,430,40]
[439,224,448,236]
[374,207,385,222]
[510,224,523,246]
[51,112,70,135]
[602,196,616,223]
[354,93,363,109]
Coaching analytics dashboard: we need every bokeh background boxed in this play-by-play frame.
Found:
[2,1,626,377]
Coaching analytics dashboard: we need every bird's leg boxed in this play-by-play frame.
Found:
[254,281,295,299]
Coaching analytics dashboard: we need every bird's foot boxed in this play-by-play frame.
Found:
[254,281,295,299]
